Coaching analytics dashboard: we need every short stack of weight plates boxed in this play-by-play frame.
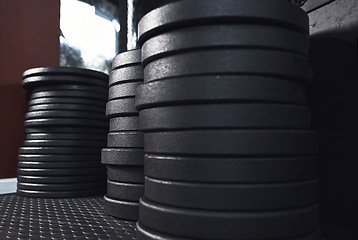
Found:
[17,67,109,198]
[102,49,144,221]
[135,1,321,239]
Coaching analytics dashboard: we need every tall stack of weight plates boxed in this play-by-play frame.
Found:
[17,67,108,198]
[135,1,321,239]
[102,49,144,221]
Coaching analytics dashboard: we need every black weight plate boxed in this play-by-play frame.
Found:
[112,49,141,69]
[107,180,144,201]
[142,24,309,66]
[18,147,101,155]
[18,154,100,162]
[17,174,106,184]
[29,90,107,100]
[25,133,106,141]
[145,176,319,210]
[22,139,106,148]
[17,167,105,176]
[109,116,139,131]
[136,222,322,240]
[139,198,318,239]
[144,49,311,82]
[108,82,142,100]
[24,118,108,128]
[138,0,308,44]
[25,127,107,134]
[25,111,106,120]
[103,195,139,221]
[107,166,144,183]
[22,75,107,90]
[106,98,138,117]
[31,84,107,94]
[107,132,144,148]
[23,66,108,81]
[28,103,105,113]
[28,97,106,107]
[144,154,317,183]
[135,76,307,110]
[109,66,143,86]
[145,130,318,156]
[17,161,102,169]
[17,188,105,198]
[17,181,105,191]
[101,148,144,165]
[139,104,311,131]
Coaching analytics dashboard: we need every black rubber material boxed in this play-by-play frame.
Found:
[144,176,319,210]
[28,97,106,107]
[101,148,144,165]
[145,130,318,156]
[22,66,108,81]
[107,180,144,201]
[144,49,311,82]
[108,82,142,100]
[0,194,137,239]
[112,49,141,69]
[25,133,106,141]
[138,0,309,44]
[109,66,143,86]
[107,166,144,183]
[17,174,106,184]
[109,116,139,131]
[25,111,106,120]
[142,24,309,66]
[17,188,105,198]
[25,127,107,134]
[136,222,322,240]
[139,104,311,131]
[29,90,107,100]
[144,154,317,183]
[139,198,318,239]
[28,103,105,113]
[106,98,138,117]
[18,147,101,155]
[18,154,101,162]
[17,181,105,191]
[30,84,108,93]
[103,195,139,221]
[17,167,105,176]
[24,118,108,128]
[135,76,308,110]
[22,75,108,90]
[22,139,106,148]
[17,161,102,169]
[107,132,144,148]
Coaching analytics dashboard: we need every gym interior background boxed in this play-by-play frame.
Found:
[0,0,357,239]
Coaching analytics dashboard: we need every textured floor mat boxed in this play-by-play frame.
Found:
[0,193,136,239]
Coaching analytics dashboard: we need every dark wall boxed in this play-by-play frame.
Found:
[0,0,60,178]
[308,0,358,238]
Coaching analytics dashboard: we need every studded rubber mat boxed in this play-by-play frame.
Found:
[0,193,136,240]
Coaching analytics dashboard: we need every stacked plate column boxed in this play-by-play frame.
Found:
[17,67,109,198]
[135,1,321,239]
[102,49,144,221]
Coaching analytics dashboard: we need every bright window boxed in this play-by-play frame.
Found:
[60,0,119,73]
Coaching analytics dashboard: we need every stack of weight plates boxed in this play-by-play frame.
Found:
[17,67,108,198]
[135,1,321,239]
[102,49,144,221]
